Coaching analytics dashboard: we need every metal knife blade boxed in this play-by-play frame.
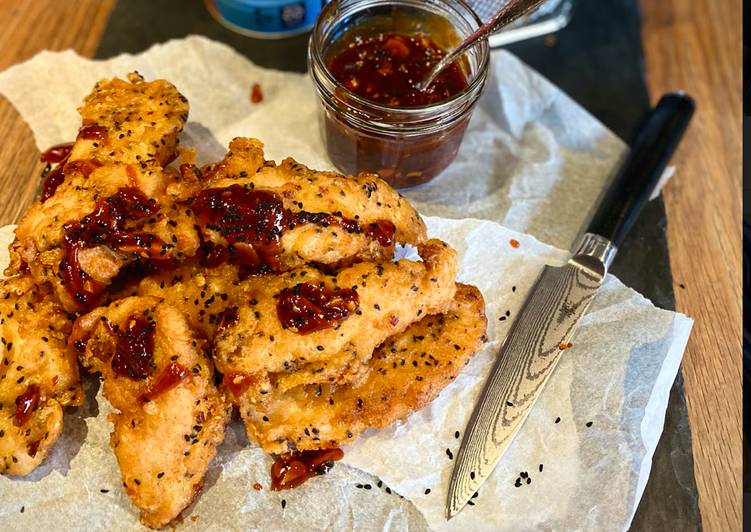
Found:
[446,241,608,518]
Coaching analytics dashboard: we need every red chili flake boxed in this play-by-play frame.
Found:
[509,239,520,248]
[559,342,573,350]
[251,83,263,104]
[253,482,263,491]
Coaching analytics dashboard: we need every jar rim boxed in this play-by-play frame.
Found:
[308,0,490,116]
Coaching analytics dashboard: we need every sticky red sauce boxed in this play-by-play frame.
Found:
[141,362,188,401]
[216,306,239,333]
[192,184,395,272]
[77,123,108,142]
[112,316,155,380]
[327,33,468,107]
[270,448,344,490]
[192,186,288,273]
[40,142,74,164]
[40,143,74,203]
[363,220,396,247]
[222,371,256,397]
[276,282,359,334]
[60,187,166,309]
[14,383,41,427]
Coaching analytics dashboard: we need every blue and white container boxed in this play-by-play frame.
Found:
[207,0,327,39]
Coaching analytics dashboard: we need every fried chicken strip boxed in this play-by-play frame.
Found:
[72,296,229,528]
[10,73,198,312]
[215,239,458,404]
[239,284,487,454]
[0,275,82,475]
[178,137,426,273]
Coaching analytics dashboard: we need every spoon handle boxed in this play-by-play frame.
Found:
[420,0,547,90]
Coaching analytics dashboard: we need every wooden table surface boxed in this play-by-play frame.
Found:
[0,0,742,530]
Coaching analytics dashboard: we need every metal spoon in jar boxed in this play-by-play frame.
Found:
[417,0,547,91]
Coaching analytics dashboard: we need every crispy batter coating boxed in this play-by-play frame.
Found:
[72,297,229,528]
[10,73,197,312]
[215,239,458,403]
[134,261,242,341]
[0,275,82,475]
[239,284,487,453]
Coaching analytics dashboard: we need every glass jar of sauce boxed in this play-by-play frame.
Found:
[308,0,489,189]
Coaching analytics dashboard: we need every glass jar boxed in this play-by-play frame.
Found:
[308,0,490,189]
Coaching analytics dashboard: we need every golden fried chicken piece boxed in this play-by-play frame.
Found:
[72,296,229,528]
[215,239,458,404]
[9,73,198,312]
[202,138,426,244]
[0,275,82,475]
[177,137,426,273]
[134,261,242,342]
[72,72,189,167]
[239,284,487,454]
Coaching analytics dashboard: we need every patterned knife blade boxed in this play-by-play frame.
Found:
[445,93,694,519]
[446,249,606,517]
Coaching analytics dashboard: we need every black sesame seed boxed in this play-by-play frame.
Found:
[424,488,431,495]
[454,431,460,439]
[506,401,513,407]
[472,492,478,498]
[539,464,543,472]
[355,483,363,489]
[555,416,561,424]
[446,448,453,460]
[586,421,593,427]
[364,484,372,490]
[526,477,531,484]
[20,506,24,513]
[386,487,392,494]
[468,500,475,506]
[470,471,475,480]
[281,499,287,509]
[100,489,109,493]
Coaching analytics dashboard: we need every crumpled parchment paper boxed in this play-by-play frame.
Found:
[0,36,691,531]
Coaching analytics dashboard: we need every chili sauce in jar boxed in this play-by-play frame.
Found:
[308,0,489,188]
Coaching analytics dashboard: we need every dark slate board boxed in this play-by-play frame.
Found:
[96,0,701,529]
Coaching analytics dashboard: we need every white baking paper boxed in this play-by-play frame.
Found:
[0,37,691,531]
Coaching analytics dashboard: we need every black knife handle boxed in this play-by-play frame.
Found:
[586,93,695,249]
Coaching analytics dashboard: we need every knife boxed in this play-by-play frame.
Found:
[446,92,695,518]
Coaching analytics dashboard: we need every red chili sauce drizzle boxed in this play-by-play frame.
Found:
[190,184,395,272]
[270,448,345,490]
[39,124,108,203]
[14,383,41,427]
[60,188,168,310]
[112,316,155,379]
[40,142,74,202]
[216,306,239,333]
[140,362,189,401]
[327,32,468,107]
[222,371,256,397]
[276,282,359,334]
